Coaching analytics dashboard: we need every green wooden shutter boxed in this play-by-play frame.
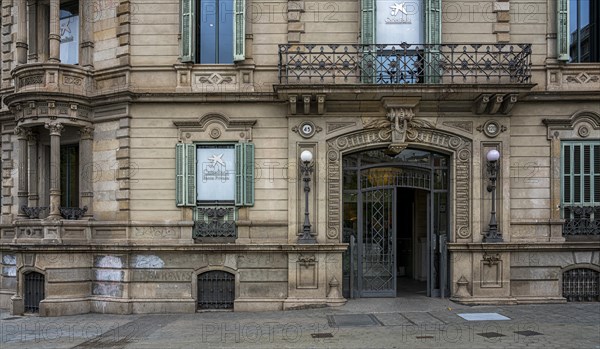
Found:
[176,143,185,206]
[175,143,196,207]
[243,143,255,206]
[361,0,375,83]
[185,143,197,205]
[561,141,600,218]
[235,143,244,206]
[180,0,196,63]
[233,0,245,62]
[557,0,569,61]
[425,0,442,83]
[361,0,375,45]
[234,143,255,206]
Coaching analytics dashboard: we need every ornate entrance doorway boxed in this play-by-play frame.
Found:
[342,148,450,298]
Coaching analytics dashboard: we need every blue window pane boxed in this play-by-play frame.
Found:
[198,0,233,64]
[218,0,234,63]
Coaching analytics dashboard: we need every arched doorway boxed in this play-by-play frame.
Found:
[197,270,235,310]
[24,271,45,313]
[342,148,450,298]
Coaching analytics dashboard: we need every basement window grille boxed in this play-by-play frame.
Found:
[197,271,235,310]
[562,268,600,302]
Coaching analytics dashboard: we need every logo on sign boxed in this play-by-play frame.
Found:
[386,2,411,24]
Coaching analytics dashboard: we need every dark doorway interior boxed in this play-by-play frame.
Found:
[395,188,427,296]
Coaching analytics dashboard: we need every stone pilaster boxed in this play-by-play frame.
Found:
[48,0,60,62]
[287,0,305,43]
[14,126,30,218]
[45,122,63,219]
[1,125,15,223]
[27,131,38,207]
[493,0,510,43]
[79,127,94,219]
[1,1,15,89]
[15,0,27,64]
[79,1,94,68]
[27,0,38,62]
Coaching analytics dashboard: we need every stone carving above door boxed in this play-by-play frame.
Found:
[326,121,472,242]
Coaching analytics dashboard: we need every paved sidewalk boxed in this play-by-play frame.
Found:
[1,296,599,349]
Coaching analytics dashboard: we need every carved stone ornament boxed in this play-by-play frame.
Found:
[45,122,64,136]
[482,253,501,266]
[454,276,471,297]
[327,125,472,241]
[477,120,507,138]
[387,107,415,143]
[298,254,316,268]
[292,121,322,138]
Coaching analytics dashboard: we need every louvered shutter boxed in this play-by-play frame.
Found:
[425,0,442,83]
[361,0,375,83]
[234,143,255,206]
[557,0,569,61]
[180,0,196,62]
[233,0,245,62]
[176,144,186,206]
[175,143,196,206]
[185,144,197,205]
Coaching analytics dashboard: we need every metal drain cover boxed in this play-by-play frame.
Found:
[327,314,382,327]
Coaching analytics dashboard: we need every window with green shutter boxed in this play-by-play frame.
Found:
[360,0,441,83]
[561,141,600,236]
[180,0,245,64]
[176,142,254,206]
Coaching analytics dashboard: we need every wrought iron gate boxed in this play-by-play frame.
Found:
[197,271,235,310]
[24,271,45,313]
[359,188,396,296]
[562,268,599,301]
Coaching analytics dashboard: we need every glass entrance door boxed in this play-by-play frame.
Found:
[342,148,449,298]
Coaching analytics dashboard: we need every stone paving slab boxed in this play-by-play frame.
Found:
[1,301,599,349]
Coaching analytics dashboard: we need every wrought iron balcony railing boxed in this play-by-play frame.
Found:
[193,206,237,239]
[563,205,600,236]
[278,43,532,85]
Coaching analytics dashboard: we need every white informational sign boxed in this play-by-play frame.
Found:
[197,146,236,201]
[60,15,79,64]
[376,0,424,44]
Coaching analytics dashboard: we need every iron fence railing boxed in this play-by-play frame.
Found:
[279,43,532,84]
[563,205,600,236]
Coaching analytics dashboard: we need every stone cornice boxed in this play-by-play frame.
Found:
[448,242,600,252]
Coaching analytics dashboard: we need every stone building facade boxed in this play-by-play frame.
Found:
[0,0,598,316]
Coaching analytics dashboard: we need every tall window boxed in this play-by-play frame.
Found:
[180,0,245,63]
[175,143,254,207]
[60,1,79,64]
[561,141,600,236]
[361,0,440,83]
[60,144,79,208]
[565,0,599,62]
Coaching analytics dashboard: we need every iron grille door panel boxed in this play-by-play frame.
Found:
[197,271,235,310]
[24,272,45,313]
[360,188,396,297]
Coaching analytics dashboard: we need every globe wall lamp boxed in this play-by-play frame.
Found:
[298,150,317,244]
[484,149,503,242]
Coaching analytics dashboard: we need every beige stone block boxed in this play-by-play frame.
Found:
[239,282,287,298]
[288,22,305,32]
[237,253,287,268]
[131,300,195,314]
[493,2,510,12]
[496,11,510,22]
[510,267,560,280]
[239,268,288,282]
[41,299,91,316]
[47,282,91,297]
[493,23,510,33]
[47,268,91,282]
[288,32,301,43]
[496,32,510,43]
[574,251,594,264]
[510,280,559,297]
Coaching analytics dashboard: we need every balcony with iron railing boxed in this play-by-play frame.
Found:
[278,43,532,85]
[563,205,600,237]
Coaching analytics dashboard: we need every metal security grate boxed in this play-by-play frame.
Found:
[193,206,237,239]
[24,272,45,313]
[197,271,235,310]
[563,268,600,301]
